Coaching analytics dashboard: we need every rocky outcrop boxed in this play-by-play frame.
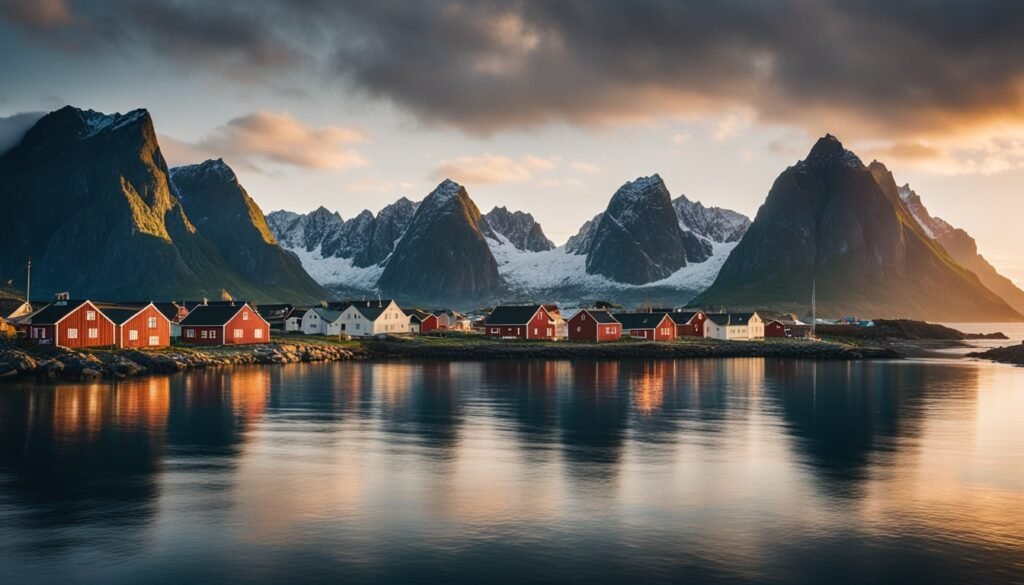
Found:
[484,206,555,252]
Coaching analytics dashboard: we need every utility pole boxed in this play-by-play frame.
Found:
[26,257,31,306]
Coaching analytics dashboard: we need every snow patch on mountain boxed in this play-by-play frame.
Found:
[287,244,384,290]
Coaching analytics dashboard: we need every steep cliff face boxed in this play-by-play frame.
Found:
[867,161,1024,315]
[695,135,1020,321]
[0,106,324,302]
[169,159,325,299]
[484,206,555,252]
[377,180,503,304]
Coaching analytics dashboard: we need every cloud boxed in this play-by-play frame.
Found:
[0,111,45,155]
[669,133,692,146]
[862,136,1024,175]
[164,111,367,172]
[0,0,72,30]
[9,1,1024,144]
[433,154,556,185]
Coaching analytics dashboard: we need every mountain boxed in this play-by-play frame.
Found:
[269,175,749,307]
[377,180,502,304]
[694,135,1021,321]
[169,159,326,299]
[0,106,325,302]
[583,175,690,284]
[672,194,750,243]
[484,206,555,252]
[868,162,1024,315]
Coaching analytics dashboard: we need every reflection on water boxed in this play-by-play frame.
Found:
[0,359,1022,585]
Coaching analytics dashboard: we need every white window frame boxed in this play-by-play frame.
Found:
[187,329,195,338]
[201,330,208,339]
[86,311,96,321]
[254,329,263,339]
[148,336,159,346]
[148,317,157,328]
[67,328,78,339]
[234,329,243,339]
[88,328,98,339]
[129,330,139,341]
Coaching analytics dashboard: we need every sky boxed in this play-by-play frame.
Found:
[1,0,1023,285]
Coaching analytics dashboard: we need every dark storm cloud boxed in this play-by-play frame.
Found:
[5,0,1024,136]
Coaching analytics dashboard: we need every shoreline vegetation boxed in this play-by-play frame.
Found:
[0,320,1016,383]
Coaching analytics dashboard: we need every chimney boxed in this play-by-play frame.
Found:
[202,298,208,306]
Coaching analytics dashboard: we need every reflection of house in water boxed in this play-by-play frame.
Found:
[480,360,566,451]
[561,361,631,473]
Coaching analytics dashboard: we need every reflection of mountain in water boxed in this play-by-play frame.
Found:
[762,359,977,496]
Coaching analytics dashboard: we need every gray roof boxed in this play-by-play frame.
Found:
[576,309,620,324]
[26,300,91,324]
[311,307,344,322]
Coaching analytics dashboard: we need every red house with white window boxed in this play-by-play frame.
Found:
[484,305,557,340]
[659,310,707,337]
[612,313,677,341]
[100,303,172,349]
[567,309,622,342]
[765,320,788,337]
[27,300,116,348]
[180,303,269,345]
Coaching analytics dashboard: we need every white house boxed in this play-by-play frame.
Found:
[705,312,764,341]
[301,307,344,335]
[285,313,303,332]
[337,299,410,337]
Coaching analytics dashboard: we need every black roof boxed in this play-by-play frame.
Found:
[706,312,757,326]
[485,305,546,325]
[151,302,183,321]
[180,304,248,326]
[256,303,293,316]
[612,312,671,330]
[576,309,620,324]
[182,300,248,312]
[653,310,702,325]
[27,300,91,324]
[403,308,432,322]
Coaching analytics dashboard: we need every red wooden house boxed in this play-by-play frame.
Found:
[419,313,440,333]
[567,309,622,342]
[180,303,269,345]
[765,320,788,337]
[27,300,116,348]
[99,303,172,349]
[664,310,707,337]
[612,312,676,341]
[485,305,557,340]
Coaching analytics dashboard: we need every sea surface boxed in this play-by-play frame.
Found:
[1,356,1023,585]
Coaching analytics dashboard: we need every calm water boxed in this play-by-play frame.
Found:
[1,358,1023,585]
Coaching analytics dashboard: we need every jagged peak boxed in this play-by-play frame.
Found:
[169,158,237,183]
[610,174,669,208]
[73,106,151,137]
[424,178,467,207]
[803,133,862,168]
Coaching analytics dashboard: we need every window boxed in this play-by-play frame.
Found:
[67,328,78,339]
[254,329,263,339]
[581,313,586,321]
[86,311,96,321]
[533,328,538,335]
[242,311,249,321]
[201,330,208,339]
[88,328,98,339]
[491,328,499,334]
[148,317,157,328]
[187,329,195,338]
[210,330,217,338]
[129,330,139,341]
[576,326,582,332]
[234,329,243,339]
[148,336,159,346]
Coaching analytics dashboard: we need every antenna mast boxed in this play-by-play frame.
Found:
[26,257,31,305]
[811,278,817,339]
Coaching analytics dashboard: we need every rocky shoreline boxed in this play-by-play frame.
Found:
[0,340,368,382]
[0,335,903,383]
[967,342,1024,366]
